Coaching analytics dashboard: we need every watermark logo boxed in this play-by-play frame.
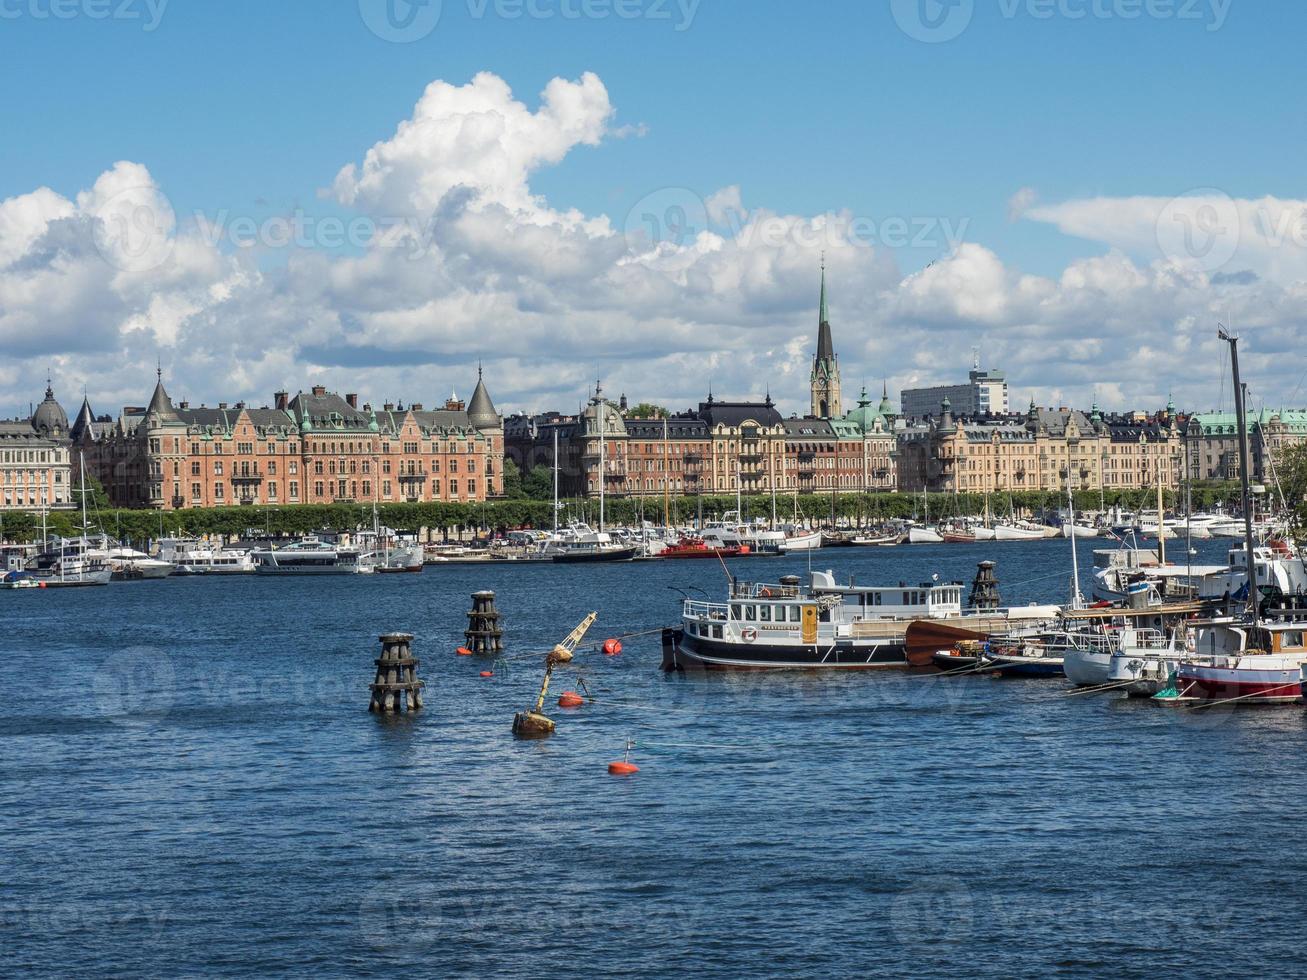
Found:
[891,0,974,43]
[91,186,175,273]
[889,875,975,946]
[0,0,170,31]
[1155,187,1240,273]
[893,0,1233,41]
[90,645,176,728]
[358,0,443,42]
[622,185,971,256]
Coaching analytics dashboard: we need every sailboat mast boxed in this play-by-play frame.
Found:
[662,415,670,529]
[552,427,560,534]
[1224,329,1259,625]
[598,401,606,533]
[1155,454,1166,566]
[1067,470,1081,608]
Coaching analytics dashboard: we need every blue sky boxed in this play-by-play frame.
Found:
[2,0,1305,417]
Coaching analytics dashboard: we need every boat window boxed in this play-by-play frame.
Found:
[774,605,786,622]
[730,604,741,620]
[1282,630,1304,649]
[744,605,756,621]
[759,605,771,623]
[712,625,723,639]
[788,606,801,623]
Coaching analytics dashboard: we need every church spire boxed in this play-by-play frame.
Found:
[810,256,841,418]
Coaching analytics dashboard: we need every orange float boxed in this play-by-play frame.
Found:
[607,761,639,776]
[557,691,584,708]
[456,647,473,657]
[602,638,622,656]
[480,671,494,678]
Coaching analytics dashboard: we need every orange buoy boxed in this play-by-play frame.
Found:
[480,671,494,678]
[602,638,622,656]
[558,691,584,708]
[456,647,473,657]
[607,761,639,776]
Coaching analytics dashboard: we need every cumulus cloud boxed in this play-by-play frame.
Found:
[3,71,1305,425]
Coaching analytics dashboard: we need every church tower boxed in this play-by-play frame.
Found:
[810,259,842,418]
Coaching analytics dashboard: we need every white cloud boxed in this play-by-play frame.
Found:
[4,72,1307,427]
[1007,186,1038,223]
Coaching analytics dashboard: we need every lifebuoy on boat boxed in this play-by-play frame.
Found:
[741,628,758,643]
[759,588,772,598]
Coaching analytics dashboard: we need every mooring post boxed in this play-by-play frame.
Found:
[369,632,424,713]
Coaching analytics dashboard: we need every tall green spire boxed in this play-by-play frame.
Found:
[816,254,833,361]
[819,254,829,327]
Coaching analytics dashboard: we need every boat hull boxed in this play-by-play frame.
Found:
[1063,647,1113,686]
[908,527,944,544]
[552,547,638,563]
[989,655,1065,678]
[1175,663,1304,705]
[662,629,905,671]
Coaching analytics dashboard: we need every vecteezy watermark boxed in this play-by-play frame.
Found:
[357,0,443,42]
[622,186,970,255]
[89,645,176,728]
[893,0,1232,43]
[91,185,177,273]
[1154,188,1240,273]
[0,0,169,30]
[358,0,700,42]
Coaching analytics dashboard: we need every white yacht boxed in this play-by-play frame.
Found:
[105,546,173,580]
[158,538,256,575]
[253,537,371,575]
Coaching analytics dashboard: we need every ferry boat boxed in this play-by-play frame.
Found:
[663,570,1061,671]
[252,538,370,575]
[158,538,256,575]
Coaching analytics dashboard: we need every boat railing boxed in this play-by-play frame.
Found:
[729,581,803,600]
[683,599,730,621]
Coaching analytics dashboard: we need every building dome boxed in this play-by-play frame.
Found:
[31,383,68,438]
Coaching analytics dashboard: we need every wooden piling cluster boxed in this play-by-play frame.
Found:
[969,561,1001,611]
[368,632,424,714]
[465,591,504,655]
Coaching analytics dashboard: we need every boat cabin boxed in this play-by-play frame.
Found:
[807,570,964,619]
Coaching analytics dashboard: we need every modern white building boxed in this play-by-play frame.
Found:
[900,368,1008,421]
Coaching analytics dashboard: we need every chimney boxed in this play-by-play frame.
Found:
[178,401,189,410]
[218,402,228,410]
[275,391,289,411]
[312,385,326,397]
[411,402,423,411]
[346,393,358,409]
[384,402,395,412]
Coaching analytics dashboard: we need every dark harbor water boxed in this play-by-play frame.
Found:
[3,537,1304,977]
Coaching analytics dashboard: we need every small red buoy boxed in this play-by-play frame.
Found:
[38,582,47,589]
[608,761,639,776]
[558,691,584,708]
[480,671,493,678]
[456,647,473,657]
[602,638,622,656]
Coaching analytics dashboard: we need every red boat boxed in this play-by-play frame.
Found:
[657,536,747,559]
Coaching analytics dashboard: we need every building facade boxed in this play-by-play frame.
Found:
[1,383,74,511]
[77,373,503,510]
[1185,408,1307,484]
[897,400,1183,494]
[900,367,1009,421]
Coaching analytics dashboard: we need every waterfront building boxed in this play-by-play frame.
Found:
[1185,408,1307,484]
[0,382,73,511]
[896,399,1182,494]
[900,366,1009,421]
[77,372,502,510]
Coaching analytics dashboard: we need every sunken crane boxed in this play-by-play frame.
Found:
[512,612,597,739]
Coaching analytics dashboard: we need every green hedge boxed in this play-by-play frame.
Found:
[0,483,1249,545]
